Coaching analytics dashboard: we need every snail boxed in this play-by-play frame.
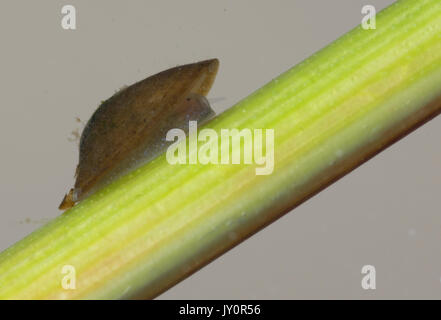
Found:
[59,59,219,210]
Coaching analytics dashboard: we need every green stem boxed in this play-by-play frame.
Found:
[1,0,441,299]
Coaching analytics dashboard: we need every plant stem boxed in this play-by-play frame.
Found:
[1,0,441,299]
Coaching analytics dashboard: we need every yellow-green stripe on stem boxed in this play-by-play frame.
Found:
[1,0,441,299]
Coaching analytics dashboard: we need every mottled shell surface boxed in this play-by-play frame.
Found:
[59,59,219,210]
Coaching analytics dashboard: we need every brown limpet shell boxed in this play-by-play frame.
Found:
[59,59,219,210]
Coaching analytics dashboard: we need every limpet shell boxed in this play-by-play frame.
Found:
[59,59,219,210]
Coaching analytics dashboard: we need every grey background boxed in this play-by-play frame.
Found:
[0,0,440,299]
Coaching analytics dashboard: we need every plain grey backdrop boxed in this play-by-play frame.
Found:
[0,0,440,299]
